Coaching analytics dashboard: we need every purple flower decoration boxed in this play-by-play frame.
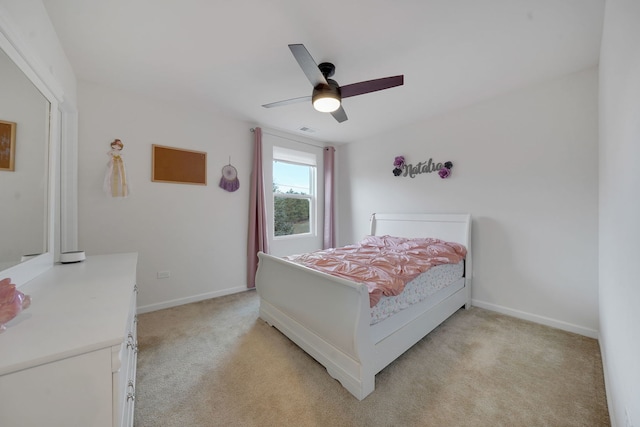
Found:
[392,155,405,176]
[438,167,451,179]
[439,161,453,179]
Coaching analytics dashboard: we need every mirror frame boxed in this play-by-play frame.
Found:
[0,9,64,286]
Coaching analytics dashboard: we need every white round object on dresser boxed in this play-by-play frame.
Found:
[60,251,86,264]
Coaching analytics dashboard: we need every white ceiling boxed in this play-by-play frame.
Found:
[43,0,604,144]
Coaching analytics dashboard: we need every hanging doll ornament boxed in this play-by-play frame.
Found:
[103,139,129,197]
[219,158,240,192]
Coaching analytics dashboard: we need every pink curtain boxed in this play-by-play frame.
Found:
[247,127,269,288]
[323,146,336,249]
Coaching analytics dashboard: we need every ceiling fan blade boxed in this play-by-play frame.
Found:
[262,96,311,108]
[340,75,404,99]
[331,106,348,123]
[288,44,328,87]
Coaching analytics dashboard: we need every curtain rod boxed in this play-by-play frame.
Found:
[250,127,328,149]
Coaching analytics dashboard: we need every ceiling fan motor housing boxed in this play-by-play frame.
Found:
[313,79,341,98]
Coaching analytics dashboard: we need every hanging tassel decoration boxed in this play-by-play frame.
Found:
[104,139,129,197]
[219,158,240,192]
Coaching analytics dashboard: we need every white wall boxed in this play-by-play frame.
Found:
[338,67,599,337]
[0,0,76,103]
[76,81,254,312]
[598,0,640,425]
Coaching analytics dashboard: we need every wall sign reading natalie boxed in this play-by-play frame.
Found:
[393,155,453,179]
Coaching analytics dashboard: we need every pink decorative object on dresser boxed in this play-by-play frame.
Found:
[0,278,31,333]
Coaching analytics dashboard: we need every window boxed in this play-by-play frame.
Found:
[272,147,316,237]
[265,138,323,257]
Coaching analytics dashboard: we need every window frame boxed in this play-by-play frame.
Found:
[272,158,317,239]
[261,131,325,257]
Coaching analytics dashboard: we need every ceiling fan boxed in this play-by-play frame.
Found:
[262,44,404,123]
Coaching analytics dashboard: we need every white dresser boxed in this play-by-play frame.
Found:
[0,253,138,427]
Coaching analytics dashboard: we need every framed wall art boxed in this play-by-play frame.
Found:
[152,144,207,185]
[0,120,16,171]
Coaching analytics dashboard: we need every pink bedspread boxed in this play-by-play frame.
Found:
[284,235,467,307]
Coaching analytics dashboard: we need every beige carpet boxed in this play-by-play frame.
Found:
[134,290,609,427]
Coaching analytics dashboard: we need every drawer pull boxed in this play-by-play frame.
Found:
[127,380,136,401]
[126,333,139,354]
[126,333,135,348]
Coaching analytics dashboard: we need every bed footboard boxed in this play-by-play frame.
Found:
[255,252,376,400]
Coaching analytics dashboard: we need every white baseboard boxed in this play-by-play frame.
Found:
[471,299,599,339]
[137,286,250,314]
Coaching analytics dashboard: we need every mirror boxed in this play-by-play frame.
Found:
[0,48,50,270]
[0,13,63,286]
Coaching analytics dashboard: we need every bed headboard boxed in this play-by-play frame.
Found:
[369,213,471,249]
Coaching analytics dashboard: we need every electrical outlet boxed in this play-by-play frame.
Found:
[157,271,171,279]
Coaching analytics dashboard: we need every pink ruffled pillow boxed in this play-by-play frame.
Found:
[0,278,31,333]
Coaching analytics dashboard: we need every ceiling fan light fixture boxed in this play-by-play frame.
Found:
[312,83,341,112]
[313,95,340,112]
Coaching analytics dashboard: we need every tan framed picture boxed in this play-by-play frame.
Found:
[152,144,207,185]
[0,120,16,171]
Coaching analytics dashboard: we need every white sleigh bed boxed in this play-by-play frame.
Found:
[255,212,472,400]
